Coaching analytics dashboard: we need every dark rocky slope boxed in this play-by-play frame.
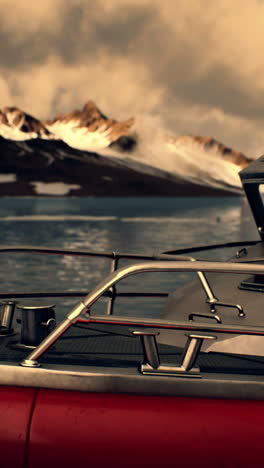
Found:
[0,137,241,196]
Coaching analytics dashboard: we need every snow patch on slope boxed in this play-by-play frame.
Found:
[0,174,16,183]
[31,182,81,196]
[46,120,112,150]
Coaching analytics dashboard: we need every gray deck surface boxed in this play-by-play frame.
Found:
[0,321,263,375]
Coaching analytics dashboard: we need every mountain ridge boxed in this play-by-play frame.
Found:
[0,100,253,196]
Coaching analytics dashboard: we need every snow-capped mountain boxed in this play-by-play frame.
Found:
[0,106,53,141]
[170,135,252,169]
[46,100,135,151]
[0,100,254,196]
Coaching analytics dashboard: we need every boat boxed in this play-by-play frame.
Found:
[1,156,264,468]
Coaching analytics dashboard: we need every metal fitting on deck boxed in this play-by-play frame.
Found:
[16,302,56,348]
[0,300,17,336]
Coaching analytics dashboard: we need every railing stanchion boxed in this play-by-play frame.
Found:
[106,253,119,315]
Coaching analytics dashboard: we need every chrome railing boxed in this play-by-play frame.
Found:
[21,259,264,369]
[0,245,245,315]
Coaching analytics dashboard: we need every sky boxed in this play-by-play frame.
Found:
[0,0,264,156]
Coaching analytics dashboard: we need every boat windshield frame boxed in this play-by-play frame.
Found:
[240,155,264,239]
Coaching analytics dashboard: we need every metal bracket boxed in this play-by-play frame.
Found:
[189,313,222,323]
[197,270,245,317]
[41,318,57,332]
[207,299,245,317]
[132,330,216,378]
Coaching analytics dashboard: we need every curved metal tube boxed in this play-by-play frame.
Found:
[75,260,264,313]
[22,260,264,366]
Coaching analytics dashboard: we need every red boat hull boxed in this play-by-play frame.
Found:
[1,387,263,468]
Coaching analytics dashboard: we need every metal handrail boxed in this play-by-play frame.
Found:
[21,259,264,367]
[0,244,218,314]
[0,240,258,257]
[164,240,260,255]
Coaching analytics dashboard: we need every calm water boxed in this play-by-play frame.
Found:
[0,196,257,319]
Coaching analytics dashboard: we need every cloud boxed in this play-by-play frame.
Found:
[4,54,164,117]
[0,0,66,35]
[0,0,264,155]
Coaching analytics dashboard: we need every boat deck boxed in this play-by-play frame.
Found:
[1,321,264,375]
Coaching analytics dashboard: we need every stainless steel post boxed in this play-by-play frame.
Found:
[0,300,17,333]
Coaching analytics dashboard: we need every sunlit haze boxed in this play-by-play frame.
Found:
[0,0,263,156]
